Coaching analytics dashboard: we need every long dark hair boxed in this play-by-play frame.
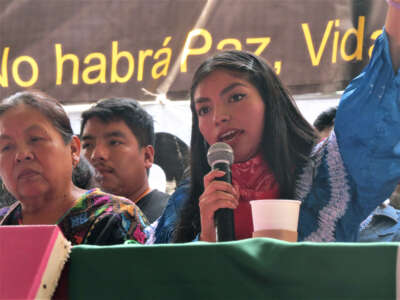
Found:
[174,50,318,242]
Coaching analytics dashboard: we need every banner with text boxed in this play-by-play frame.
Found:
[0,0,387,104]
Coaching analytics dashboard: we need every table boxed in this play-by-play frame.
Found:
[69,238,399,299]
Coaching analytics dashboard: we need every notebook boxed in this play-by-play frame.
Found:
[0,225,71,299]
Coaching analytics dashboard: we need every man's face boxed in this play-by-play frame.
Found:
[81,117,153,200]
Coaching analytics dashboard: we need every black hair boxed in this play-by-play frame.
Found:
[0,90,74,144]
[313,106,337,132]
[80,97,155,147]
[72,155,96,189]
[174,50,318,242]
[154,132,189,184]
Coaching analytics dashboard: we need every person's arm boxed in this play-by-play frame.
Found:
[385,0,400,71]
[314,0,400,242]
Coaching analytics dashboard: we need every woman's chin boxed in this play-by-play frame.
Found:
[16,186,47,200]
[16,180,49,200]
[234,151,258,164]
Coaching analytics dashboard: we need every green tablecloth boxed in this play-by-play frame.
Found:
[69,238,399,299]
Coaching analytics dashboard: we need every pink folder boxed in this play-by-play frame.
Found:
[0,225,71,299]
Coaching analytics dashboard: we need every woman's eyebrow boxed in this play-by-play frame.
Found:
[0,134,11,141]
[25,124,47,133]
[194,82,247,104]
[194,97,209,104]
[220,82,247,97]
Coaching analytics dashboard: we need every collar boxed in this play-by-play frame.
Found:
[231,153,280,201]
[133,187,151,204]
[231,153,266,181]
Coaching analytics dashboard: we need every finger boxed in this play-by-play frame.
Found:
[203,180,237,197]
[203,169,226,187]
[232,183,240,198]
[200,198,238,217]
[199,191,239,209]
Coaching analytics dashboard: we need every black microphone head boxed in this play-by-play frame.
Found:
[207,142,234,167]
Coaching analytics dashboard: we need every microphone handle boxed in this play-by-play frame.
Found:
[213,162,236,242]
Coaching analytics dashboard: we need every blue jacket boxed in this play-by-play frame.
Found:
[153,179,190,243]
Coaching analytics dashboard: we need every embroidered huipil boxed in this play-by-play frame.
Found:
[0,188,149,245]
[296,28,400,241]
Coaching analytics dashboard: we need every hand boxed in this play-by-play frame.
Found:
[198,169,239,242]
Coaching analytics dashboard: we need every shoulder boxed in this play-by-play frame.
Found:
[170,180,191,201]
[140,190,169,212]
[75,188,148,224]
[80,189,149,244]
[146,189,169,201]
[79,188,138,209]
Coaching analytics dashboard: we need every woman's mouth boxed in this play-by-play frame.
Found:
[217,129,243,143]
[17,169,40,180]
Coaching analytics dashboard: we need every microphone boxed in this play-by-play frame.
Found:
[207,142,236,242]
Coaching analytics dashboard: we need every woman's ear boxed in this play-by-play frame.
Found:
[143,145,154,169]
[70,136,81,168]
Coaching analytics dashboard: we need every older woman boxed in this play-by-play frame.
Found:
[0,91,148,245]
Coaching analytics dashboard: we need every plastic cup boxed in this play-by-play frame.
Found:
[250,199,301,242]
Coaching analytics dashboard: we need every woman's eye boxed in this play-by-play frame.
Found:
[230,93,245,102]
[109,140,122,146]
[1,145,11,152]
[30,137,43,143]
[197,106,210,116]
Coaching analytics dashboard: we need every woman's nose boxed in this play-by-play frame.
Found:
[213,105,231,126]
[15,147,34,163]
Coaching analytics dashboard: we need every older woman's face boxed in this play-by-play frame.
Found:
[0,104,76,200]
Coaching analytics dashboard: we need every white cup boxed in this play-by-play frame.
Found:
[250,199,301,241]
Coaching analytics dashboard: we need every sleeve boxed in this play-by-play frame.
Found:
[154,180,190,243]
[335,28,400,214]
